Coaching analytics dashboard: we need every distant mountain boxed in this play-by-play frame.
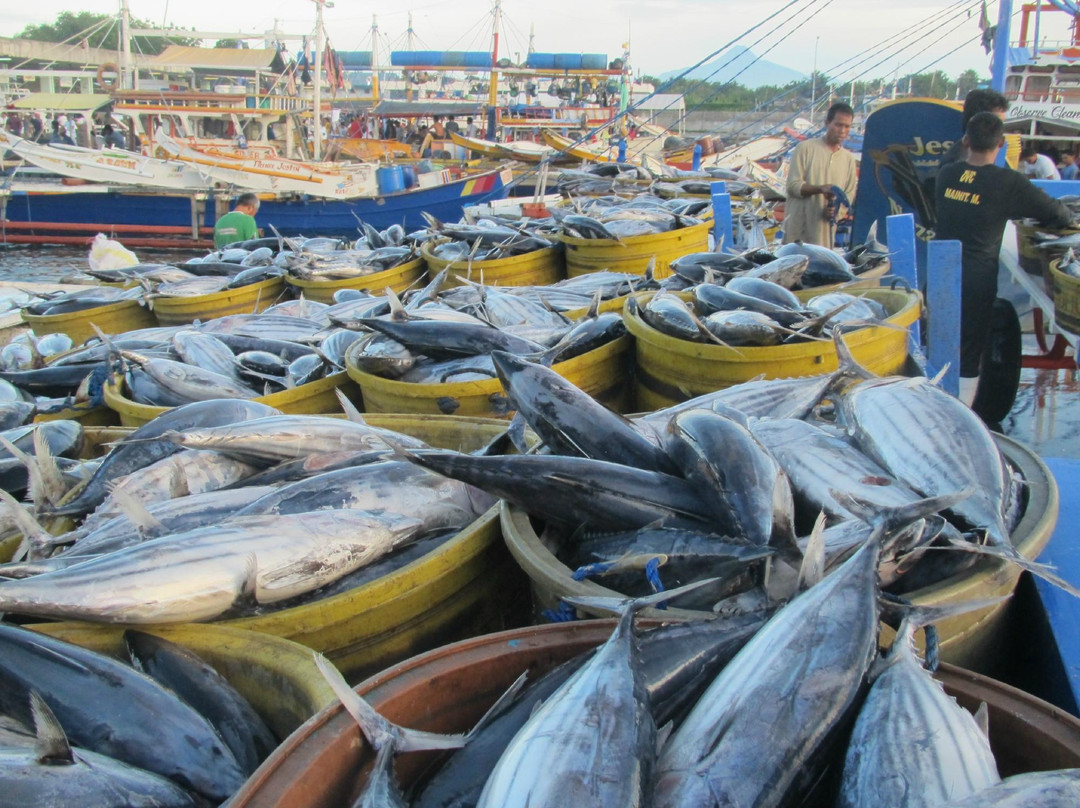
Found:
[658,45,807,89]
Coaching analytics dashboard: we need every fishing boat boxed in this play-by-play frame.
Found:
[0,131,208,191]
[153,130,379,198]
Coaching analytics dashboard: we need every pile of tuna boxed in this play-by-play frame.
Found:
[0,400,496,623]
[0,625,277,806]
[310,344,1080,807]
[0,303,357,410]
[553,194,708,239]
[555,163,758,198]
[346,270,627,388]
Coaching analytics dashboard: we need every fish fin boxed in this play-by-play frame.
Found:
[465,671,529,741]
[656,720,673,754]
[505,412,530,454]
[335,389,366,424]
[974,701,990,739]
[563,576,720,616]
[935,535,1080,598]
[31,429,67,509]
[314,654,467,753]
[108,487,165,537]
[831,489,974,534]
[797,512,826,590]
[29,692,73,765]
[831,330,875,381]
[0,435,47,513]
[385,287,408,321]
[230,553,259,613]
[0,488,53,561]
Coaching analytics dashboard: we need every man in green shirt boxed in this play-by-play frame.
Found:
[214,193,260,248]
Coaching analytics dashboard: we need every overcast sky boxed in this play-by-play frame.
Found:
[2,0,1075,84]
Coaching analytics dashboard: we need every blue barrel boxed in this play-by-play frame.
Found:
[338,51,373,67]
[376,166,405,195]
[527,52,557,69]
[401,165,417,189]
[581,53,607,70]
[554,53,583,70]
[463,51,493,68]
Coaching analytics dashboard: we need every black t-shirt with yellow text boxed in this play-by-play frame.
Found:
[935,161,1072,278]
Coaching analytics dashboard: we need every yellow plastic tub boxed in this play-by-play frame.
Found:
[22,299,157,344]
[102,371,361,428]
[345,334,632,417]
[284,258,426,304]
[627,288,921,411]
[420,241,564,287]
[501,434,1055,672]
[34,405,120,427]
[1050,260,1080,334]
[29,623,337,743]
[560,220,711,279]
[151,277,287,326]
[24,415,531,681]
[1013,221,1045,276]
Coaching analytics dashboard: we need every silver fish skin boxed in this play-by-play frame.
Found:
[938,769,1080,807]
[476,604,655,808]
[639,373,837,429]
[839,376,1012,545]
[666,409,795,547]
[750,417,923,520]
[124,352,258,402]
[0,510,423,623]
[837,618,999,808]
[80,449,260,531]
[235,460,494,531]
[161,415,429,465]
[0,743,198,807]
[172,330,241,380]
[653,537,881,808]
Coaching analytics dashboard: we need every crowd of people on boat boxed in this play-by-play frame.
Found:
[5,111,133,151]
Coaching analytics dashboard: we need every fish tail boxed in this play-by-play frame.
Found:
[314,654,467,754]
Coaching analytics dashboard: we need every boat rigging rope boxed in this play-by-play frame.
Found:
[477,0,824,201]
[676,0,984,163]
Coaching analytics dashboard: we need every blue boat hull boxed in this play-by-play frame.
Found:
[0,167,510,242]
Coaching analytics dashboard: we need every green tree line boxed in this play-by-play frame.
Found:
[640,68,986,112]
[17,11,201,55]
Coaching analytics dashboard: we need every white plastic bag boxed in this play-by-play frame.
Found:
[87,233,139,271]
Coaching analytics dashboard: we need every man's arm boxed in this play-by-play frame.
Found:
[1009,174,1074,229]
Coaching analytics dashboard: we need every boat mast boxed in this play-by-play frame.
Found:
[371,15,380,103]
[488,0,501,139]
[312,0,330,160]
[120,0,134,90]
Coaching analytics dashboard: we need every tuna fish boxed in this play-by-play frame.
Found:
[0,510,423,623]
[0,692,197,808]
[125,631,277,777]
[939,769,1080,806]
[836,611,1000,808]
[0,624,244,801]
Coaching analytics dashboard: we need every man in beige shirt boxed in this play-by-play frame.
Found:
[783,102,858,246]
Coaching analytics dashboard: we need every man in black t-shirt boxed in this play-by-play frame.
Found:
[935,112,1074,406]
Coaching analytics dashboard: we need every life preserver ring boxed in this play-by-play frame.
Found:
[97,62,119,91]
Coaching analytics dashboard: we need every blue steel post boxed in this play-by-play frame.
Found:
[990,0,1013,92]
[926,240,962,396]
[486,107,497,141]
[886,213,919,288]
[618,138,627,163]
[886,212,923,354]
[711,182,732,250]
[692,143,702,170]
